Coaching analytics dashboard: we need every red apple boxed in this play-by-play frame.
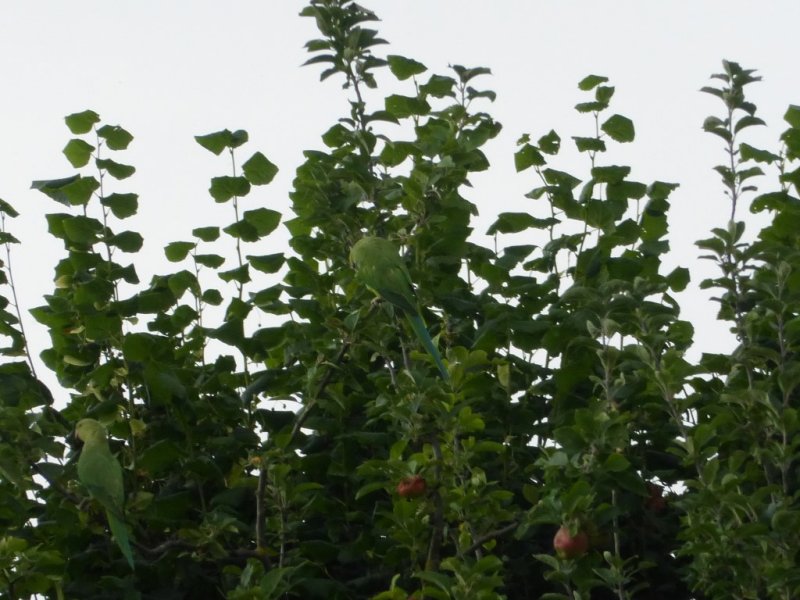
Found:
[553,525,589,559]
[645,483,666,512]
[396,475,426,499]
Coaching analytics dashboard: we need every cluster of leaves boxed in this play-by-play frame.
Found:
[0,2,798,599]
[681,61,800,600]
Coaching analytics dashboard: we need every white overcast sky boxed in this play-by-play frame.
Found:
[1,1,799,392]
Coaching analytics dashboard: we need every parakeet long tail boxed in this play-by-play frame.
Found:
[107,511,135,570]
[406,312,449,381]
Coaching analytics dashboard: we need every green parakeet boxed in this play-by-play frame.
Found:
[350,236,449,381]
[75,418,135,570]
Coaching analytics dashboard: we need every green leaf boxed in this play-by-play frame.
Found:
[139,440,184,476]
[195,129,249,155]
[0,198,20,218]
[194,253,225,268]
[168,270,198,298]
[420,74,456,98]
[99,193,138,219]
[202,289,223,305]
[514,144,545,171]
[573,137,606,153]
[209,176,250,202]
[739,143,780,164]
[703,116,732,142]
[65,110,100,134]
[601,114,635,142]
[192,226,220,242]
[750,191,796,213]
[32,175,99,206]
[488,212,558,234]
[379,141,413,167]
[604,453,630,472]
[575,101,607,113]
[209,317,245,346]
[164,241,195,262]
[596,85,615,103]
[667,266,691,291]
[242,151,278,185]
[61,215,102,244]
[365,110,399,125]
[592,165,631,184]
[97,124,133,150]
[229,129,248,148]
[578,74,608,91]
[466,86,496,102]
[96,158,135,180]
[784,104,800,128]
[0,231,19,245]
[700,85,723,99]
[733,115,765,133]
[538,130,561,154]
[384,94,430,119]
[387,55,426,80]
[451,64,491,85]
[354,481,386,500]
[247,253,284,274]
[243,208,281,237]
[218,264,250,284]
[62,139,95,167]
[109,231,143,252]
[224,220,259,241]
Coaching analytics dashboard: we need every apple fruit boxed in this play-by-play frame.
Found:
[396,475,426,498]
[645,483,666,512]
[553,525,589,559]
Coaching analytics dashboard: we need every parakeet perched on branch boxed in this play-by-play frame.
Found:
[350,236,449,381]
[75,418,135,570]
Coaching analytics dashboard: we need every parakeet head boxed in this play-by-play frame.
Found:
[349,236,372,267]
[350,236,394,268]
[75,418,108,443]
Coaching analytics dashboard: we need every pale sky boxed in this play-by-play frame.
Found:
[2,2,799,397]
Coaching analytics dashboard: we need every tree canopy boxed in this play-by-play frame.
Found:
[1,2,799,599]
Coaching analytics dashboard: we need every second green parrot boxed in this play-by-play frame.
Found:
[75,418,135,570]
[350,236,449,381]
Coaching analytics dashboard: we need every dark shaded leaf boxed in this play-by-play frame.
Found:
[164,241,195,262]
[62,139,94,168]
[209,176,250,203]
[514,144,545,172]
[97,124,133,150]
[101,193,138,219]
[243,208,281,237]
[195,129,249,155]
[192,226,220,242]
[194,253,226,268]
[247,253,284,274]
[64,110,100,134]
[578,74,608,91]
[573,137,606,153]
[96,158,135,180]
[387,54,426,80]
[385,94,430,118]
[601,114,635,142]
[109,231,143,252]
[242,152,278,185]
[0,198,20,218]
[219,264,250,284]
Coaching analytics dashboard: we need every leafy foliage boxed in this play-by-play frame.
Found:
[0,3,798,600]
